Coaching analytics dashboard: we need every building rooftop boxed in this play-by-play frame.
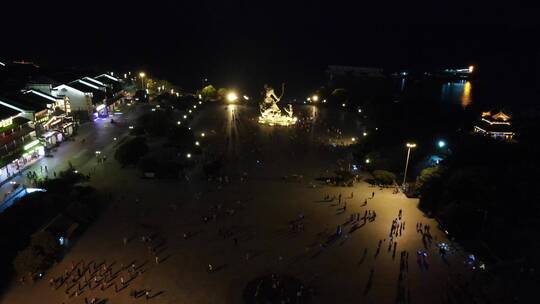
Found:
[476,110,514,133]
[0,103,21,121]
[0,92,51,112]
[95,74,121,83]
[67,81,105,94]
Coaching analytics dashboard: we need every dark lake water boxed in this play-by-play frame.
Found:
[394,77,538,112]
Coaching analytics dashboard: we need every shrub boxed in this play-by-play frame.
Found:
[372,170,396,185]
[114,137,149,167]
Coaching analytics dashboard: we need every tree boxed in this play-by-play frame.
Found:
[30,231,60,259]
[13,247,47,275]
[136,111,173,136]
[115,137,149,167]
[415,166,445,194]
[167,127,195,151]
[372,170,396,185]
[331,88,348,104]
[217,88,228,100]
[201,85,217,101]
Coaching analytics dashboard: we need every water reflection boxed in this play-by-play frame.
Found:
[441,80,473,108]
[461,81,472,108]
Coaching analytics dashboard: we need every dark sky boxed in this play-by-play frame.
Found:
[2,1,540,93]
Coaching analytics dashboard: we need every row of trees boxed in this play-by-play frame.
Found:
[416,135,540,260]
[115,107,197,178]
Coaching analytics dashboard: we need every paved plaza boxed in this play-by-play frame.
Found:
[0,104,472,304]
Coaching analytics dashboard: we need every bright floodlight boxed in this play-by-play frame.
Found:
[227,92,238,102]
[469,65,474,73]
[183,115,187,119]
[363,132,368,137]
[438,140,446,148]
[201,132,205,137]
[243,95,249,100]
[365,158,371,164]
[406,143,417,148]
[351,137,356,142]
[139,72,145,78]
[312,95,319,102]
[342,103,346,107]
[186,153,192,158]
[195,141,200,146]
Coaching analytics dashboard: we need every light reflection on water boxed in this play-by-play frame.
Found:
[441,80,473,108]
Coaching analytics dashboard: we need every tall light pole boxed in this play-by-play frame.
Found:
[139,72,146,89]
[402,142,416,186]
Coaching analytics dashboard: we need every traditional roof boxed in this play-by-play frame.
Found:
[0,104,21,120]
[82,77,107,88]
[475,110,513,134]
[0,94,48,112]
[492,111,511,121]
[20,89,62,105]
[67,81,104,94]
[95,73,121,83]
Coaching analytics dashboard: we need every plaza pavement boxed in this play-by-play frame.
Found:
[0,104,473,304]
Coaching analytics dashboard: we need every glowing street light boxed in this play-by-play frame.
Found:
[183,115,187,119]
[311,95,319,102]
[227,92,238,103]
[186,153,192,159]
[342,103,346,107]
[243,95,250,100]
[363,132,368,137]
[468,65,474,73]
[402,142,417,186]
[365,158,371,164]
[139,72,146,89]
[351,137,356,142]
[438,140,446,148]
[201,132,206,137]
[177,121,181,125]
[195,141,200,146]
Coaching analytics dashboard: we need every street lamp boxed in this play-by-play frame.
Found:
[227,92,238,103]
[437,140,446,148]
[311,95,319,102]
[139,72,146,89]
[402,142,417,186]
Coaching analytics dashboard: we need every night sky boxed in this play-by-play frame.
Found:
[2,1,540,93]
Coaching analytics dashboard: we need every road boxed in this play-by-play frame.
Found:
[0,104,142,206]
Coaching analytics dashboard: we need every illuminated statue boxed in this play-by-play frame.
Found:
[258,84,297,126]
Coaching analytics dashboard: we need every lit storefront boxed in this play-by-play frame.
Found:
[41,130,63,148]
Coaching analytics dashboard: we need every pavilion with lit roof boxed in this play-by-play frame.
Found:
[474,111,515,141]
